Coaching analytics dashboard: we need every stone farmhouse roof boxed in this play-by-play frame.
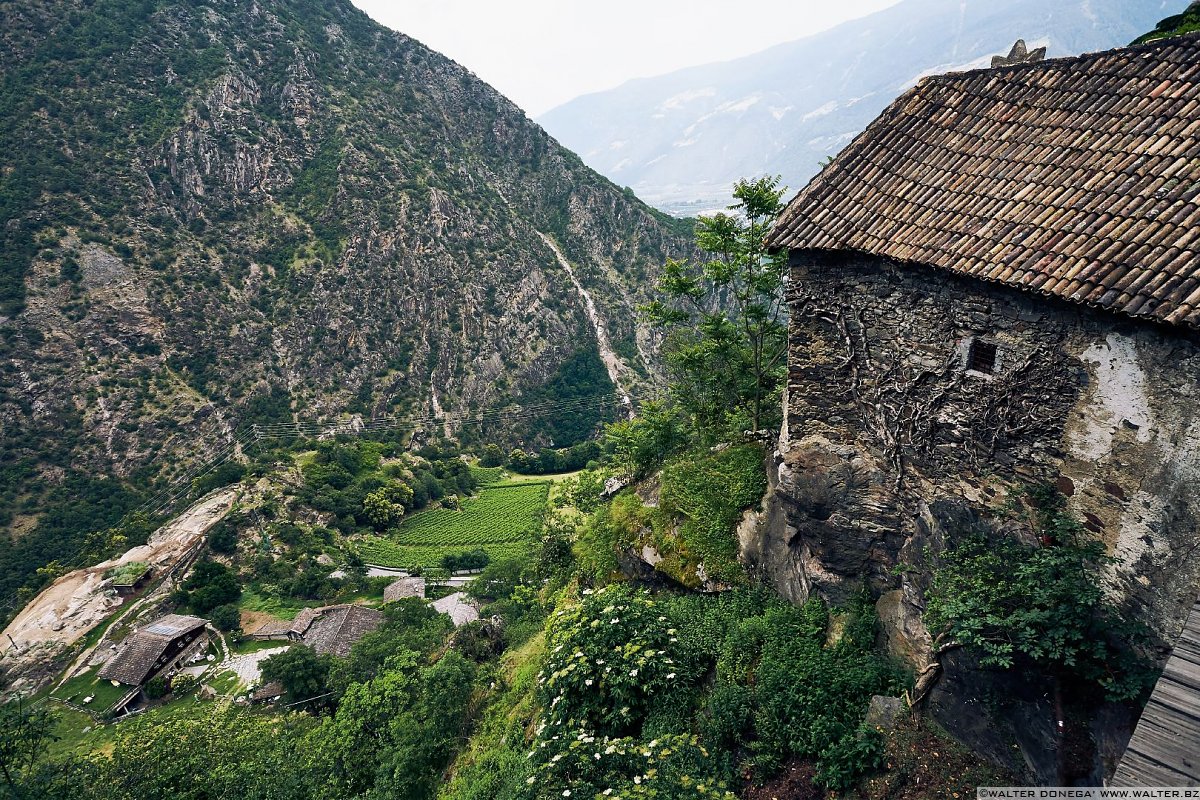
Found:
[98,614,208,686]
[300,604,383,658]
[768,33,1200,328]
[383,576,426,602]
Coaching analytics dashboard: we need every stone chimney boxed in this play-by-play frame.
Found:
[990,39,1047,68]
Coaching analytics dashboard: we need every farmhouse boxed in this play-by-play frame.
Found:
[97,613,209,713]
[759,32,1200,782]
[249,603,383,657]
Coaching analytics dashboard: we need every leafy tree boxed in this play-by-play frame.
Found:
[261,646,335,711]
[0,700,56,794]
[181,560,240,615]
[207,520,239,555]
[479,444,505,468]
[602,400,687,479]
[644,177,788,436]
[362,484,410,531]
[209,603,241,633]
[143,676,169,700]
[310,652,476,800]
[100,705,308,800]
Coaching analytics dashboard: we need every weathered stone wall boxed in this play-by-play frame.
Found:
[745,248,1200,778]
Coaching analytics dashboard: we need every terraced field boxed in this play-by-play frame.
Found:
[359,481,550,569]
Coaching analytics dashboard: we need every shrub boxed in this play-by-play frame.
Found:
[143,675,169,700]
[538,584,680,737]
[926,531,1152,701]
[209,603,241,633]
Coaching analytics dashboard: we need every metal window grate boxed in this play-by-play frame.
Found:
[968,339,998,374]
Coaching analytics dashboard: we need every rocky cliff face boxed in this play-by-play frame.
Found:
[0,0,691,606]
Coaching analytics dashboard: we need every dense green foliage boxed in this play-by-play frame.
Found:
[644,178,789,437]
[1134,1,1200,42]
[507,440,601,475]
[515,346,618,448]
[575,444,764,585]
[520,586,905,798]
[0,701,55,794]
[659,444,766,582]
[175,560,240,615]
[261,646,337,711]
[926,532,1151,702]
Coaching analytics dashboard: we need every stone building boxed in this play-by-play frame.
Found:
[98,613,209,713]
[383,576,426,602]
[249,603,383,658]
[759,33,1200,781]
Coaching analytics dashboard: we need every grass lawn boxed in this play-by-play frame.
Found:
[50,666,132,714]
[43,691,236,762]
[229,637,289,655]
[239,588,308,620]
[207,669,244,696]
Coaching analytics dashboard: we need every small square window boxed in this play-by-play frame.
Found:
[968,339,998,374]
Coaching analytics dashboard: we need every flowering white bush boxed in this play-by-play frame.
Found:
[536,584,678,735]
[524,728,736,800]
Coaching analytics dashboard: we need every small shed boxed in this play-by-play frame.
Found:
[384,576,426,602]
[105,562,152,597]
[250,680,285,705]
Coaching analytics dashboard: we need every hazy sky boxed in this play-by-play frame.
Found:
[351,1,902,116]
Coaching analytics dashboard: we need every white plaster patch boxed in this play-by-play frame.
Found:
[1112,491,1168,571]
[1067,334,1154,460]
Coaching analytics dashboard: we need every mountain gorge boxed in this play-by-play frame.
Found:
[538,0,1182,215]
[0,0,691,607]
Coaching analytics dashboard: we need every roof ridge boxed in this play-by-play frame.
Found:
[768,34,1200,329]
[916,29,1200,88]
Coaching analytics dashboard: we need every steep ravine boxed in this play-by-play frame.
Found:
[536,231,633,409]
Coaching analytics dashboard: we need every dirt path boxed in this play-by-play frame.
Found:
[1,488,238,679]
[222,645,289,689]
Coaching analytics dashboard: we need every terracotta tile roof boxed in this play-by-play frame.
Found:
[98,614,208,686]
[768,33,1200,329]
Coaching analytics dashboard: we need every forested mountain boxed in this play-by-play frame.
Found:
[0,0,690,609]
[538,0,1181,215]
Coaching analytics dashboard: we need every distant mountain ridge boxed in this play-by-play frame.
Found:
[539,0,1182,215]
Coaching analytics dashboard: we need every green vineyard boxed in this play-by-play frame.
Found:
[358,481,550,569]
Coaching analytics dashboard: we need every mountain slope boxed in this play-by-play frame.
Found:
[0,0,690,608]
[538,0,1180,215]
